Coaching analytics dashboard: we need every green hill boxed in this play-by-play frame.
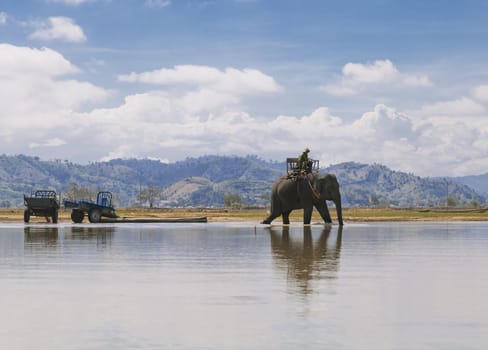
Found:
[324,162,484,207]
[0,154,485,208]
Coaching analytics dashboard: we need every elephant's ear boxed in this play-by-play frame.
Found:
[312,175,319,186]
[313,175,322,191]
[318,175,331,193]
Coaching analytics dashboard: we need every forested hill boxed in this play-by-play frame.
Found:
[0,155,283,207]
[0,154,485,208]
[324,162,485,207]
[452,173,488,195]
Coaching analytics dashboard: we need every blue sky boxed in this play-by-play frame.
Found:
[1,0,487,176]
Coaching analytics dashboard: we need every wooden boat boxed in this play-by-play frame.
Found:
[100,216,208,223]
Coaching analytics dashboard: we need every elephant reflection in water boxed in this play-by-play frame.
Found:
[269,225,342,295]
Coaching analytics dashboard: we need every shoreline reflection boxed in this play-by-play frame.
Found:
[64,226,115,246]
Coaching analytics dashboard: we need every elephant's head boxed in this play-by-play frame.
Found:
[313,173,344,225]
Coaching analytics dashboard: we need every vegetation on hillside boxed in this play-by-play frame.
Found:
[325,162,485,207]
[0,154,485,208]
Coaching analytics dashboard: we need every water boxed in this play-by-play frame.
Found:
[1,222,488,349]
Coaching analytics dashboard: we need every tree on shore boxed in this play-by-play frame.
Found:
[137,185,161,208]
[224,193,242,208]
[446,197,459,207]
[64,182,95,201]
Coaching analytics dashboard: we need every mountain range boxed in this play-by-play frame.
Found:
[0,154,485,208]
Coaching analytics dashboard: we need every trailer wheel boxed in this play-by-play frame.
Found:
[88,208,102,223]
[24,209,30,223]
[52,209,58,224]
[71,210,84,223]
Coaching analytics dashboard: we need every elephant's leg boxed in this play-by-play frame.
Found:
[261,202,282,224]
[314,201,332,223]
[282,210,292,225]
[303,206,313,225]
[261,211,281,224]
[261,194,283,224]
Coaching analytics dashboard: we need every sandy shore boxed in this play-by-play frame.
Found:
[2,207,487,223]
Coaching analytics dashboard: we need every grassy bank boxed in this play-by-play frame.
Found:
[1,207,487,223]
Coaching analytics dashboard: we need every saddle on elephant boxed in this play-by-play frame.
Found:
[286,157,320,179]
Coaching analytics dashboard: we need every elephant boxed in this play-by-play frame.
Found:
[261,173,344,225]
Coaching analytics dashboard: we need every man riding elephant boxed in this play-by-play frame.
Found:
[298,148,313,173]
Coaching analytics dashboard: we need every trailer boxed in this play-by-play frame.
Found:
[64,191,118,223]
[24,190,60,223]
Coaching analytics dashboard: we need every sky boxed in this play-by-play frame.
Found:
[0,0,487,176]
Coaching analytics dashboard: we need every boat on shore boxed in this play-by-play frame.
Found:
[101,216,208,223]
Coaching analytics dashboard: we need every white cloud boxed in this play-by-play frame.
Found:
[144,0,171,8]
[29,138,66,149]
[0,44,486,177]
[29,17,87,43]
[408,98,488,175]
[118,65,282,113]
[343,60,399,84]
[0,43,80,77]
[270,107,342,139]
[118,65,282,95]
[0,12,7,25]
[0,44,110,141]
[321,59,432,96]
[70,97,486,176]
[352,104,415,140]
[472,85,488,102]
[419,97,485,117]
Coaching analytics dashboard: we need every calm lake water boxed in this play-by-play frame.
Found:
[1,222,488,349]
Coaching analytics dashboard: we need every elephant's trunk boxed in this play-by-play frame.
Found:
[335,195,344,226]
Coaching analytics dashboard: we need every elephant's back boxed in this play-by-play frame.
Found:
[275,176,301,193]
[272,175,292,185]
